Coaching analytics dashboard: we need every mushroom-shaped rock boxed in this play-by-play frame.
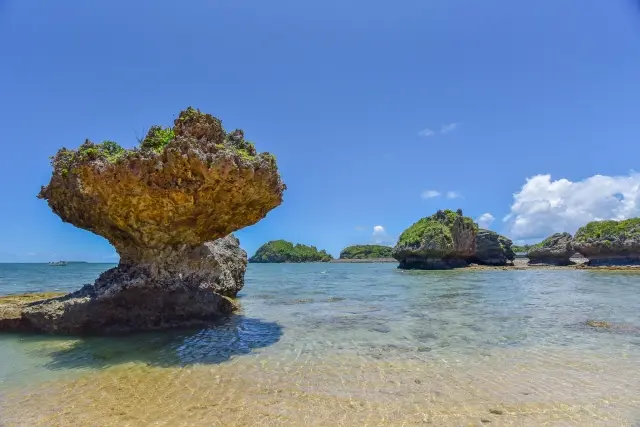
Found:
[573,218,640,266]
[527,232,574,265]
[472,229,515,266]
[392,209,477,269]
[5,108,285,334]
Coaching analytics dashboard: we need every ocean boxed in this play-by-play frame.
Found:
[1,263,639,426]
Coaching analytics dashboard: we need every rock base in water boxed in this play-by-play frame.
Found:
[0,235,247,335]
[398,257,468,270]
[585,255,640,267]
[527,258,573,266]
[3,287,235,335]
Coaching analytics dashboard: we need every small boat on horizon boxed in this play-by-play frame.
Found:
[48,261,67,266]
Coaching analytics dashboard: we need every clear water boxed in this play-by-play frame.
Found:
[1,263,640,426]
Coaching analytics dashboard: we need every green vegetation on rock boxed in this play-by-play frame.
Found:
[512,244,532,253]
[140,126,176,152]
[49,106,269,177]
[397,209,477,247]
[574,218,640,242]
[339,245,393,259]
[249,240,333,263]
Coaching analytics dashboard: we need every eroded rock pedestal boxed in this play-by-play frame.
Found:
[12,236,246,334]
[1,108,285,334]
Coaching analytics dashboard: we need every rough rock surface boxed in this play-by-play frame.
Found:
[472,229,515,266]
[527,233,574,265]
[393,209,477,270]
[2,108,285,335]
[573,218,640,266]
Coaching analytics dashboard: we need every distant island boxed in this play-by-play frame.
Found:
[339,245,393,260]
[249,240,333,263]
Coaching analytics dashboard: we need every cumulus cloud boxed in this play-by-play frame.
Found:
[476,213,495,229]
[371,225,396,246]
[504,173,640,239]
[418,128,435,137]
[421,190,441,199]
[446,191,461,199]
[373,225,386,236]
[440,122,460,134]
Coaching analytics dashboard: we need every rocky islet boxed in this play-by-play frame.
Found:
[526,232,575,266]
[391,211,640,270]
[573,218,640,266]
[392,209,515,269]
[339,245,394,260]
[0,107,285,334]
[249,240,333,263]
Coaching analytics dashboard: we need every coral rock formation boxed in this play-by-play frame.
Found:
[573,218,640,266]
[527,232,574,266]
[393,209,478,269]
[3,108,285,334]
[472,229,515,266]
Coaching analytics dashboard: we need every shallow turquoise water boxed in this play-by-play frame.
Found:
[1,263,640,425]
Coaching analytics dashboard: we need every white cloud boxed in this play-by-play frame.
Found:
[421,190,441,199]
[440,122,460,134]
[446,191,461,199]
[419,123,460,137]
[418,128,435,137]
[476,213,495,229]
[373,225,386,236]
[372,225,396,246]
[504,172,640,240]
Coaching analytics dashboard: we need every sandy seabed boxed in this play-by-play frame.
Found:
[2,345,639,427]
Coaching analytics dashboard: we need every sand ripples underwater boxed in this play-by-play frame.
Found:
[1,263,640,426]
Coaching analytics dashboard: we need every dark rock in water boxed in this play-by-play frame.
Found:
[393,210,517,269]
[471,229,515,266]
[396,256,469,270]
[573,218,640,266]
[1,108,285,335]
[527,232,574,266]
[2,235,246,334]
[393,209,477,270]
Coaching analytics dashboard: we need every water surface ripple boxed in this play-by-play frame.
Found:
[1,263,639,426]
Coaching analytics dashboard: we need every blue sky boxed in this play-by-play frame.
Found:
[1,0,640,262]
